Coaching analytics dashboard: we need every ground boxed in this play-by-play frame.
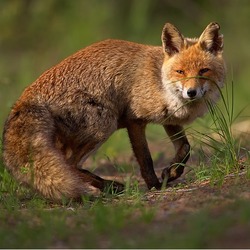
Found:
[84,141,250,248]
[1,121,250,248]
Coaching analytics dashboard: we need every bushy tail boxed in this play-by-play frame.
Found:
[2,104,95,201]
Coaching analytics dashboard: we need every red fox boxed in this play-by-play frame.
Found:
[2,22,225,201]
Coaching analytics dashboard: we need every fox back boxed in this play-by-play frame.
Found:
[2,22,226,201]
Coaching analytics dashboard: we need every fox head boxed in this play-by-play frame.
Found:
[161,22,226,104]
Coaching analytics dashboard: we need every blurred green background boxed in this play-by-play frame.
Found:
[0,0,250,141]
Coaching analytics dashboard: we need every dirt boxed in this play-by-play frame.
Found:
[87,135,250,248]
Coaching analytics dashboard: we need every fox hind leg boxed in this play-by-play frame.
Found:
[55,138,125,195]
[78,169,124,194]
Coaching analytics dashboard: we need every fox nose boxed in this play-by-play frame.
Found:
[187,88,197,98]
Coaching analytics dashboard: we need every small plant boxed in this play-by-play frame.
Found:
[191,80,249,184]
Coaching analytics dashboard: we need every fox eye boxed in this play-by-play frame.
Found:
[199,68,210,75]
[176,70,185,75]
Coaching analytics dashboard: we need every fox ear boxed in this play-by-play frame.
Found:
[198,22,223,54]
[161,23,184,56]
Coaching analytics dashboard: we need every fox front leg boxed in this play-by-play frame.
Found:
[161,125,190,183]
[127,122,162,190]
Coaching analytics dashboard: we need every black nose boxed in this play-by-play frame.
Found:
[187,88,197,98]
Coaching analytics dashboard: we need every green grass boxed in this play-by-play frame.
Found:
[1,178,250,248]
[0,79,250,248]
[187,80,250,185]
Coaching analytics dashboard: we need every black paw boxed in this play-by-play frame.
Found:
[147,180,163,190]
[103,180,124,194]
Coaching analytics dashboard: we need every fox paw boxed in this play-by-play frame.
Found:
[147,180,162,190]
[161,164,184,183]
[103,180,124,194]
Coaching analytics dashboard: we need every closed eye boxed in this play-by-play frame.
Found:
[199,68,210,75]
